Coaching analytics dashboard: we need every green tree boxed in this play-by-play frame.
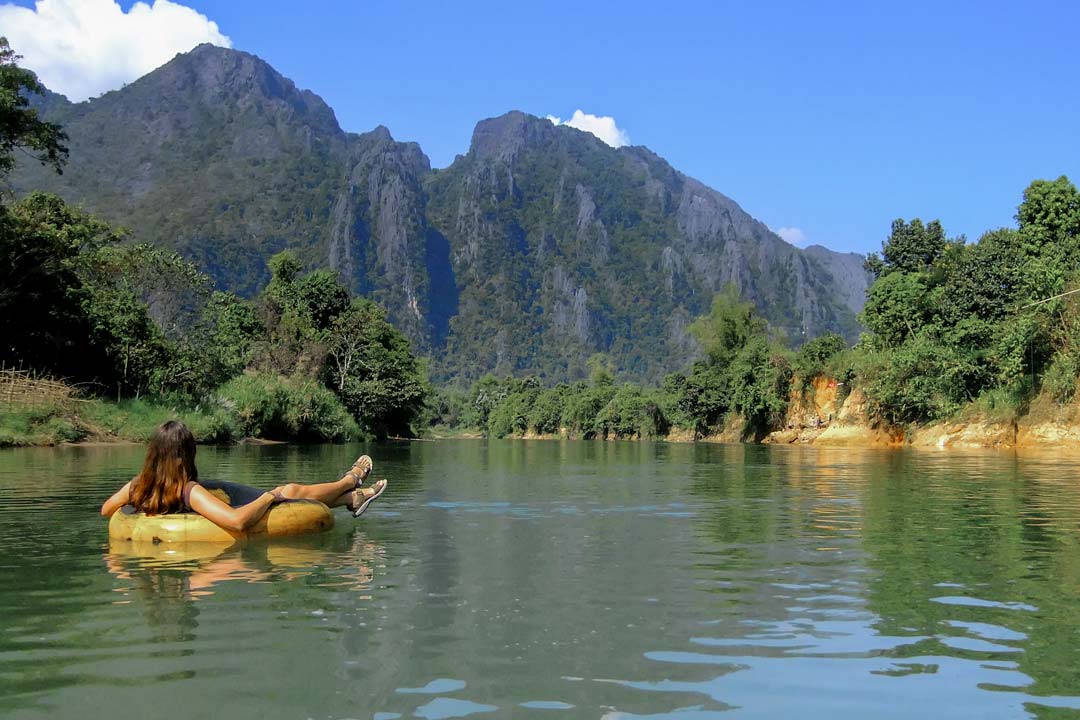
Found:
[860,271,931,348]
[864,218,949,278]
[1014,177,1080,301]
[794,332,847,382]
[216,374,360,442]
[114,243,213,339]
[426,387,469,429]
[857,334,980,424]
[0,193,236,399]
[528,385,571,434]
[670,366,727,435]
[934,229,1023,326]
[487,386,537,438]
[690,284,767,368]
[253,252,329,377]
[727,338,793,437]
[466,375,507,429]
[81,274,168,397]
[594,384,669,439]
[1017,176,1080,255]
[293,270,350,332]
[324,299,428,437]
[265,252,350,332]
[674,284,789,436]
[205,292,264,378]
[0,193,121,381]
[586,353,615,387]
[562,381,616,438]
[0,37,67,177]
[267,250,302,286]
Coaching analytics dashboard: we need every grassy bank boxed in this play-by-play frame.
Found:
[0,398,233,447]
[0,374,363,447]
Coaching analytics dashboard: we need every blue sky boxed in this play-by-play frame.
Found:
[3,0,1077,254]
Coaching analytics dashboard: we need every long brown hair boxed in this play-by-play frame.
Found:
[129,421,198,515]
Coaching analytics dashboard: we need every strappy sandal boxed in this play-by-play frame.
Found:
[348,479,387,518]
[344,455,373,488]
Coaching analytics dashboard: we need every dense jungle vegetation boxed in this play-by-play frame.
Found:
[432,176,1080,440]
[0,193,428,443]
[0,40,426,444]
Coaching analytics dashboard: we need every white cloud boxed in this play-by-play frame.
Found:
[774,227,809,247]
[0,0,231,101]
[546,110,630,148]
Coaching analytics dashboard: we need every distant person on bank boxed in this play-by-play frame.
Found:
[100,421,387,529]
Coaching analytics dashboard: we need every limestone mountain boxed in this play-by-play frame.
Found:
[13,44,870,383]
[426,112,868,380]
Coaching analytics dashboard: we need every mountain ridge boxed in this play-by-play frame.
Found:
[12,43,871,384]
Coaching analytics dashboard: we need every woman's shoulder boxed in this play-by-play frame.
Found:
[182,480,201,510]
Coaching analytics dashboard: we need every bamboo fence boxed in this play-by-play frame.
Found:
[0,366,81,409]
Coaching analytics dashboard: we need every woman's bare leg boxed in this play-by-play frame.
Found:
[277,475,355,504]
[275,455,374,506]
[328,480,387,510]
[328,488,357,508]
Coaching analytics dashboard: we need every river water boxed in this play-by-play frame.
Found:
[1,441,1079,719]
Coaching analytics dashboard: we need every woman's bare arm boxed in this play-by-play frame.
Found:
[187,484,280,532]
[101,481,133,517]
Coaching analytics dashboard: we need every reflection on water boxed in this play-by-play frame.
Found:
[98,533,385,658]
[1,441,1080,718]
[105,532,384,603]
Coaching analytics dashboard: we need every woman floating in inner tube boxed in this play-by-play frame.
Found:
[100,420,387,530]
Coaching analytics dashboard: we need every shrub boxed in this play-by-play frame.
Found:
[79,398,239,443]
[857,335,982,425]
[215,374,361,442]
[1041,354,1080,403]
[594,385,670,439]
[562,383,616,438]
[528,386,569,435]
[425,387,469,429]
[487,393,530,438]
[794,332,847,387]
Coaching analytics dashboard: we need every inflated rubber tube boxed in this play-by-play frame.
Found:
[108,499,335,544]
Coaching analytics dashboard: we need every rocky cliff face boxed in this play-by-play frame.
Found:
[326,126,441,347]
[424,112,868,381]
[14,46,871,383]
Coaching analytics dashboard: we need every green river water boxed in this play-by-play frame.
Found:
[1,441,1080,719]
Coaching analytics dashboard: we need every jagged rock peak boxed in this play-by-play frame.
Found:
[470,111,542,161]
[352,125,432,177]
[364,124,395,142]
[131,43,345,139]
[469,110,616,162]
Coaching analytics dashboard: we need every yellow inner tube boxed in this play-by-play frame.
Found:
[108,488,335,544]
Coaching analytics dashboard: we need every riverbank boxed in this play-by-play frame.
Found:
[10,380,1080,453]
[762,380,1080,452]
[429,373,1080,453]
[0,369,367,447]
[0,398,237,447]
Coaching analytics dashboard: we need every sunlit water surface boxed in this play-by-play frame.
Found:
[2,441,1080,719]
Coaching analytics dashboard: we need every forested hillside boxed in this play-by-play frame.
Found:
[431,175,1080,444]
[13,44,870,384]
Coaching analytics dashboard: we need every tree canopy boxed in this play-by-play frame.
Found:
[0,37,67,178]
